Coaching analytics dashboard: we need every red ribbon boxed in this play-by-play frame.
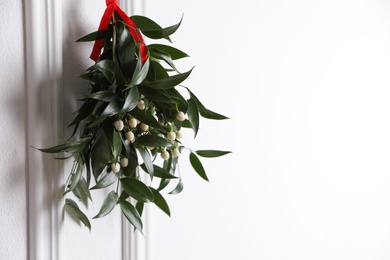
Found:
[90,0,148,63]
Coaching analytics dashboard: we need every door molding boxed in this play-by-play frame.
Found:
[24,0,64,259]
[24,0,149,259]
[119,3,149,260]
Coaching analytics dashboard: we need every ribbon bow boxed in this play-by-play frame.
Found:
[90,0,148,63]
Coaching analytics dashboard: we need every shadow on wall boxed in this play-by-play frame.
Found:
[62,2,97,135]
[6,86,26,191]
[22,0,99,232]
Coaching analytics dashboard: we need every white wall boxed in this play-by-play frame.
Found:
[3,1,390,259]
[0,0,27,259]
[145,0,390,259]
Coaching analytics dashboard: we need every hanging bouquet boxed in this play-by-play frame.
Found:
[39,0,230,233]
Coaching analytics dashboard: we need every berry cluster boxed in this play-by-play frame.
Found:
[111,96,186,173]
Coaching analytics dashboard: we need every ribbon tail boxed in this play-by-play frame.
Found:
[140,43,148,63]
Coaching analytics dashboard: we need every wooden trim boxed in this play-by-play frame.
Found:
[24,0,64,259]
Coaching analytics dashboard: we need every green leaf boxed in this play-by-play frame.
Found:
[114,57,126,90]
[122,154,138,177]
[150,187,170,217]
[169,154,179,175]
[157,178,171,191]
[142,68,193,89]
[180,119,192,128]
[139,87,175,103]
[136,201,144,216]
[90,172,118,190]
[131,15,183,41]
[195,150,232,158]
[72,185,82,201]
[37,135,92,154]
[149,48,178,72]
[140,164,178,179]
[137,135,172,148]
[136,147,154,177]
[93,59,115,83]
[119,190,130,201]
[198,106,229,120]
[187,89,229,120]
[157,14,183,38]
[67,157,84,193]
[130,108,163,130]
[93,191,118,219]
[187,98,200,137]
[100,97,122,118]
[80,70,110,86]
[76,29,109,42]
[120,177,154,202]
[65,198,91,230]
[73,176,92,204]
[119,199,143,234]
[169,181,184,194]
[112,130,122,159]
[68,99,98,127]
[189,152,208,181]
[167,88,188,111]
[131,15,164,32]
[82,152,92,187]
[116,25,136,77]
[126,58,150,89]
[163,152,173,173]
[122,85,140,112]
[146,60,169,82]
[148,44,189,60]
[87,91,115,102]
[91,101,106,118]
[91,129,111,181]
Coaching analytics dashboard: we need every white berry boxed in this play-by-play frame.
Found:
[176,131,183,139]
[172,148,180,157]
[125,131,135,142]
[137,100,145,110]
[176,111,185,121]
[167,131,176,141]
[161,151,170,160]
[111,162,120,173]
[128,118,138,128]
[120,157,128,167]
[140,123,149,132]
[114,120,124,131]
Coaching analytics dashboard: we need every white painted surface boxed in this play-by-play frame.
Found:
[145,1,390,259]
[0,0,27,259]
[1,0,127,259]
[3,0,390,259]
[61,1,122,260]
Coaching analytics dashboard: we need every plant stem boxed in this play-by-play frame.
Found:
[116,178,120,194]
[112,12,117,59]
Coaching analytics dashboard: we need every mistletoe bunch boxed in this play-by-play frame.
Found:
[40,9,229,232]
